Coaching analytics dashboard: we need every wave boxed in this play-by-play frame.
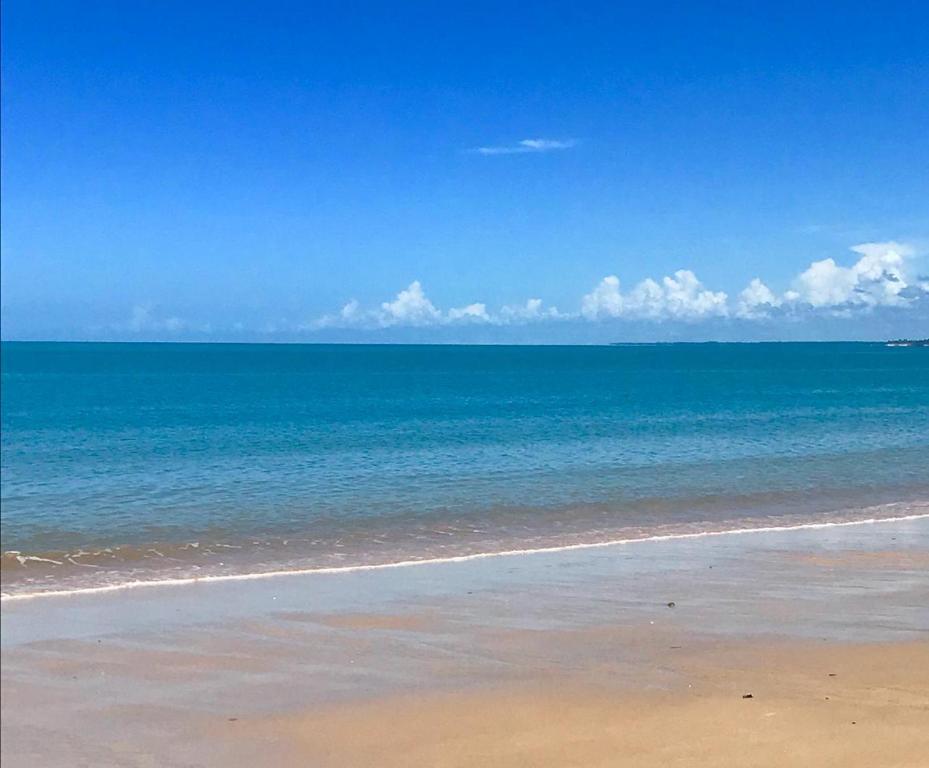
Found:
[3,503,927,602]
[1,540,238,571]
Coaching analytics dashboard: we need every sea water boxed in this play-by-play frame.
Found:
[2,342,927,597]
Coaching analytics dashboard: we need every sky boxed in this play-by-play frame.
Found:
[2,0,928,342]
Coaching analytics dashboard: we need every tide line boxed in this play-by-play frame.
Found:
[2,511,927,603]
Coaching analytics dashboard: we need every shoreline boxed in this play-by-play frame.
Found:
[4,507,927,603]
[4,515,927,766]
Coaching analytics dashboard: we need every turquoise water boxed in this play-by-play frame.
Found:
[2,341,928,595]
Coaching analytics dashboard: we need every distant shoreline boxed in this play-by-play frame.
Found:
[0,338,921,347]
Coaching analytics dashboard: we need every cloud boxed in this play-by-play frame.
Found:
[733,241,925,319]
[473,138,576,156]
[128,304,185,333]
[500,298,562,323]
[636,271,728,320]
[313,282,487,329]
[735,278,781,319]
[309,240,926,332]
[447,302,491,323]
[581,276,623,319]
[789,241,915,309]
[380,280,441,326]
[337,299,361,321]
[581,271,727,321]
[313,284,563,329]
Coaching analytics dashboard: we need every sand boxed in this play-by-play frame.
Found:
[236,640,929,768]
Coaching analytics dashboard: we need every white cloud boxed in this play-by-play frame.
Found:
[474,138,575,156]
[520,139,574,151]
[313,284,565,329]
[380,281,442,326]
[736,278,781,319]
[307,298,363,330]
[581,270,727,321]
[500,298,561,323]
[643,270,728,319]
[581,276,622,319]
[338,299,361,321]
[792,259,856,307]
[447,302,491,323]
[308,240,926,332]
[790,241,916,309]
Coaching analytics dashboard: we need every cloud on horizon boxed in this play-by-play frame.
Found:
[311,241,928,331]
[128,304,186,333]
[6,241,924,342]
[311,281,563,330]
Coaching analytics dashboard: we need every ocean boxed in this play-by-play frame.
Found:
[2,341,927,598]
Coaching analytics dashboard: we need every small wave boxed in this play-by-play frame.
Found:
[3,553,65,567]
[3,507,927,603]
[2,541,232,572]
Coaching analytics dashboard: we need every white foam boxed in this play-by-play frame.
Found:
[3,510,927,603]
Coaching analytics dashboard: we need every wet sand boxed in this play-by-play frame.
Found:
[2,517,928,766]
[247,640,929,768]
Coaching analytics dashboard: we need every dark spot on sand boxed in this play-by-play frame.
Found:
[742,693,753,699]
[228,718,238,722]
[666,601,676,608]
[828,673,837,677]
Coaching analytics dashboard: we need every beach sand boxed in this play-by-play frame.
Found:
[2,517,928,767]
[242,639,929,768]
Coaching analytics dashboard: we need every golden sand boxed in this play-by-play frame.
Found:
[275,610,439,632]
[233,640,929,768]
[783,548,929,569]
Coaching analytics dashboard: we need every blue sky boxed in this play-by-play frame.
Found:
[2,0,927,342]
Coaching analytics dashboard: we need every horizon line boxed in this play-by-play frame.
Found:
[0,338,911,347]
